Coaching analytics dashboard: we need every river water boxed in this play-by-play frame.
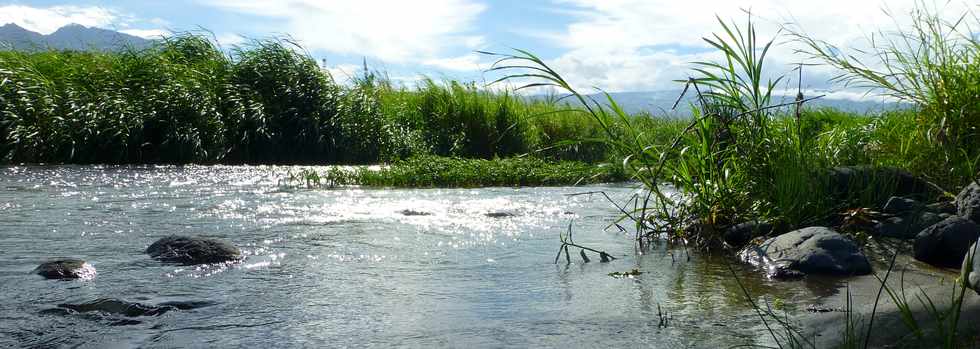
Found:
[0,166,843,348]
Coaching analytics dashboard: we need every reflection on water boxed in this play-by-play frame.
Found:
[0,165,836,348]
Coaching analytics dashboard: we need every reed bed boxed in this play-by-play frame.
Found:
[0,35,666,166]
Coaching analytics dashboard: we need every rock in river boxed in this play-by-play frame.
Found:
[957,181,980,223]
[398,209,432,216]
[739,227,871,278]
[146,235,242,265]
[484,211,516,218]
[50,298,214,317]
[33,258,96,280]
[914,216,980,268]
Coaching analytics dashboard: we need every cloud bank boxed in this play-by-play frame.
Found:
[201,0,488,66]
[0,5,119,34]
[538,0,977,93]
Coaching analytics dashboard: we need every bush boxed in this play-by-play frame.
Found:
[230,40,339,163]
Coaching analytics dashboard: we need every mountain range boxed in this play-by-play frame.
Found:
[0,23,150,51]
[583,90,905,117]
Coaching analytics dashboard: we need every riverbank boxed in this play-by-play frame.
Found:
[476,6,980,347]
[289,155,628,188]
[798,240,980,348]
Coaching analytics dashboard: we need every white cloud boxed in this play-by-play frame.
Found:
[0,5,167,40]
[215,33,246,47]
[322,63,363,82]
[201,0,487,64]
[423,54,486,71]
[535,0,977,92]
[120,28,170,39]
[764,87,901,104]
[322,63,426,89]
[0,5,118,34]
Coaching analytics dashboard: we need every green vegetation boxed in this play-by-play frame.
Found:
[1,3,978,348]
[0,34,669,167]
[791,7,980,189]
[491,4,980,348]
[285,155,626,188]
[489,7,979,246]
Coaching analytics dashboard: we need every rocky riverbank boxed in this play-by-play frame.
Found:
[731,180,980,346]
[800,248,980,347]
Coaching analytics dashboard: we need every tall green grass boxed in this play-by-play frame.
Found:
[485,16,848,245]
[792,5,980,190]
[0,34,662,165]
[490,4,980,347]
[489,5,978,244]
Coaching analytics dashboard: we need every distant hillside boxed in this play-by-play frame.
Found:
[0,23,151,51]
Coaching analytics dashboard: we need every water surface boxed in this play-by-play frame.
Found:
[0,165,840,348]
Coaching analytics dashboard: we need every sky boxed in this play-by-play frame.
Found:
[0,0,977,96]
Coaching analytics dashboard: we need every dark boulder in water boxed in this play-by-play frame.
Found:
[398,209,432,216]
[51,298,215,317]
[956,181,980,223]
[58,298,177,317]
[739,227,871,278]
[914,216,980,268]
[33,259,96,280]
[146,235,242,265]
[485,211,516,218]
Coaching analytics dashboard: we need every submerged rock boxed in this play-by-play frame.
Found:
[962,242,980,295]
[398,209,432,216]
[739,227,871,278]
[914,217,980,268]
[52,298,214,317]
[146,235,242,265]
[956,181,980,223]
[57,299,176,317]
[33,259,96,280]
[484,212,516,218]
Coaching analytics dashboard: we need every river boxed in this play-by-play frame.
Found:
[0,165,842,348]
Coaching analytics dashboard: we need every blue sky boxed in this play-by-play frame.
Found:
[1,1,976,95]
